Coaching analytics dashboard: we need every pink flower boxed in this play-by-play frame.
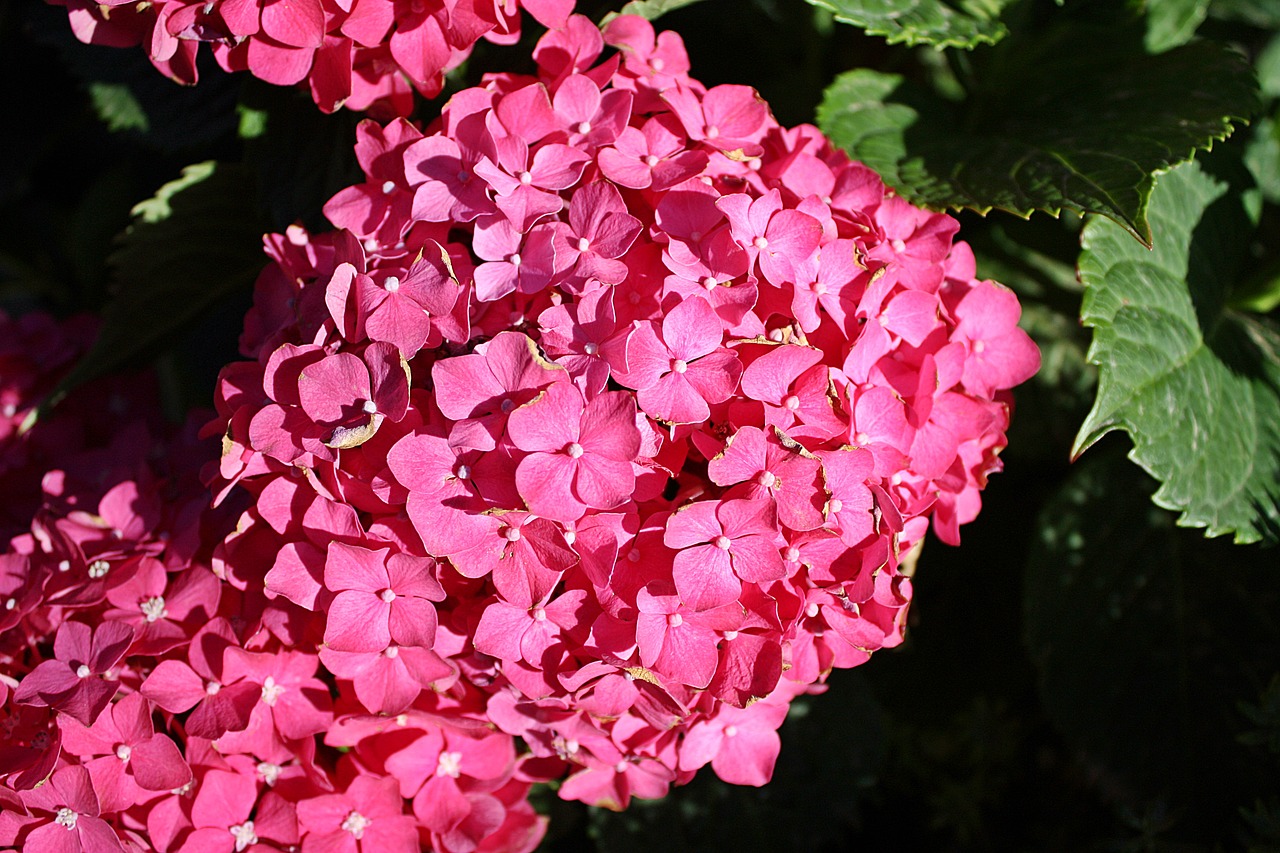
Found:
[663,499,785,611]
[322,542,444,652]
[14,620,133,726]
[507,383,640,523]
[616,297,742,425]
[297,775,418,853]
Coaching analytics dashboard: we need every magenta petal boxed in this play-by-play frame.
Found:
[638,371,709,424]
[325,590,393,652]
[515,452,583,523]
[683,348,742,406]
[673,545,740,611]
[573,454,634,510]
[661,297,722,361]
[184,682,258,740]
[130,735,192,792]
[508,383,582,452]
[387,596,438,649]
[261,0,324,48]
[325,542,390,594]
[140,660,205,713]
[473,602,529,662]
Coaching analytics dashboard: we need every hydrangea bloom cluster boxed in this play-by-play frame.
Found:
[0,310,545,853]
[204,12,1039,812]
[48,0,576,115]
[2,12,1039,849]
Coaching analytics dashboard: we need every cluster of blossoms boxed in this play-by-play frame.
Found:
[2,11,1038,852]
[206,12,1037,813]
[0,308,544,851]
[48,0,575,115]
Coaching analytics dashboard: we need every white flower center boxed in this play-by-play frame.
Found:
[4,598,15,611]
[116,744,132,761]
[713,535,732,551]
[76,664,92,678]
[705,125,720,139]
[384,645,400,658]
[576,121,592,134]
[667,613,683,627]
[644,155,659,167]
[231,820,258,852]
[805,602,820,618]
[785,546,801,562]
[783,395,801,411]
[58,560,71,572]
[724,725,738,737]
[508,252,522,267]
[380,588,396,603]
[828,498,843,515]
[381,180,396,194]
[257,761,282,785]
[261,676,286,707]
[723,630,738,640]
[703,276,717,290]
[671,359,688,374]
[651,57,665,72]
[753,236,768,250]
[141,596,167,623]
[56,808,78,830]
[577,237,590,252]
[532,607,548,622]
[757,471,776,488]
[891,238,906,253]
[517,171,533,185]
[206,680,221,695]
[973,339,986,353]
[437,750,463,778]
[383,276,400,293]
[565,442,584,459]
[88,560,110,579]
[362,399,378,415]
[583,342,599,355]
[454,463,471,480]
[341,811,372,839]
[503,526,522,542]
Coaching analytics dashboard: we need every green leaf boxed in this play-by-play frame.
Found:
[1144,0,1209,52]
[1255,32,1280,99]
[816,22,1259,244]
[87,82,149,134]
[1025,449,1280,801]
[801,0,1012,49]
[1074,159,1280,544]
[599,0,707,25]
[27,162,266,422]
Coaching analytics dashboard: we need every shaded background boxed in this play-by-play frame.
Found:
[3,0,1279,849]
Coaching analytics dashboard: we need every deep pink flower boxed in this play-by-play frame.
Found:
[14,620,133,726]
[664,499,785,610]
[323,542,444,652]
[507,383,640,522]
[617,297,742,425]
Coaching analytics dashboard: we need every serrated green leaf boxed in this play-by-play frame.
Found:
[87,82,149,134]
[802,0,1012,49]
[1144,0,1209,52]
[28,162,266,421]
[1074,159,1280,544]
[816,22,1259,244]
